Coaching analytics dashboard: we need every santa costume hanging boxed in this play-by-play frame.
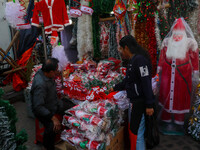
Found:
[31,0,70,34]
[157,18,199,125]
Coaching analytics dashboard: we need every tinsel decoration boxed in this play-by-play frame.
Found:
[0,88,27,150]
[154,13,162,51]
[188,0,199,11]
[188,0,200,48]
[0,107,17,150]
[146,17,157,76]
[134,0,158,76]
[158,5,170,41]
[188,83,200,141]
[134,18,149,51]
[167,0,189,26]
[136,0,158,20]
[92,0,116,60]
[108,23,121,60]
[77,0,93,60]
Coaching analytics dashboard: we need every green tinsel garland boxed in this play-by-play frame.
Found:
[167,0,189,26]
[92,0,116,60]
[0,88,27,150]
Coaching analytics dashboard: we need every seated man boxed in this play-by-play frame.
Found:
[31,58,72,150]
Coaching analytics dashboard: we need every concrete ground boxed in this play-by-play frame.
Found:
[1,85,200,150]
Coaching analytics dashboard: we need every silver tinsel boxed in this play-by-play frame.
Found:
[188,0,200,48]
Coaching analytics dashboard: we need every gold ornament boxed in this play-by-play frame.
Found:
[198,105,200,111]
[194,117,198,122]
[197,83,200,88]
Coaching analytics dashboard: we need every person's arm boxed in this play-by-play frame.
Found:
[136,57,155,115]
[31,84,53,119]
[113,77,127,91]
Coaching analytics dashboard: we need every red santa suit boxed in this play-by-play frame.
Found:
[31,0,70,34]
[158,18,199,125]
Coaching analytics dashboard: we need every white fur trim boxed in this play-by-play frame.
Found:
[31,23,40,27]
[174,120,184,125]
[70,9,82,18]
[159,102,190,114]
[80,5,93,15]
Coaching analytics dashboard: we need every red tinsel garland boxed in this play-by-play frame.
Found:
[146,17,157,76]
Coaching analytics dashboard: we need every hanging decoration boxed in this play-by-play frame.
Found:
[135,0,158,76]
[92,0,116,59]
[127,0,139,36]
[188,1,200,48]
[5,0,31,29]
[108,23,121,60]
[154,13,162,51]
[100,22,111,58]
[113,0,126,20]
[77,0,93,60]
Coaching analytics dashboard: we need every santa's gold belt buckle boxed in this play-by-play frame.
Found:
[171,64,176,68]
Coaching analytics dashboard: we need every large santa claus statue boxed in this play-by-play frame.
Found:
[157,18,199,135]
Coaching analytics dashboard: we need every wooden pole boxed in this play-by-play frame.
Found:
[99,16,115,22]
[0,31,20,61]
[0,51,26,79]
[42,26,48,60]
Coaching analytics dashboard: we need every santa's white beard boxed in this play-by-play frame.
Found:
[166,36,188,59]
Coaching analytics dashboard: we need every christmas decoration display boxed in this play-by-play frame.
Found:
[5,0,31,29]
[77,0,93,60]
[135,0,158,76]
[32,0,70,35]
[188,83,200,141]
[92,0,116,59]
[62,99,123,149]
[0,88,27,150]
[52,44,69,71]
[60,58,124,101]
[157,18,199,134]
[108,23,121,60]
[99,22,111,58]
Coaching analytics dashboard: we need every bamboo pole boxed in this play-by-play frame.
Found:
[0,31,20,61]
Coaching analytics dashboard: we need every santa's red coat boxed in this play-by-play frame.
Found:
[158,38,199,114]
[32,0,70,34]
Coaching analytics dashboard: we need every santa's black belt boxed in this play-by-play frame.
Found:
[165,59,191,95]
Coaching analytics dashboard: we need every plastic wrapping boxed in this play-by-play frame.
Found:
[113,91,130,111]
[52,45,69,71]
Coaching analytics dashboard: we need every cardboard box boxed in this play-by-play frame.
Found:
[106,126,125,150]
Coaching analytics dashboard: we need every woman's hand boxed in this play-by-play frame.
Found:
[146,108,154,116]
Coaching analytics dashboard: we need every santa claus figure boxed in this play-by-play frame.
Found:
[157,18,199,135]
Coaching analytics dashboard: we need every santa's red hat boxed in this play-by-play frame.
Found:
[173,18,185,31]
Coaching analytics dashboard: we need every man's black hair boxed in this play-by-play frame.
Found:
[42,58,59,72]
[119,35,152,63]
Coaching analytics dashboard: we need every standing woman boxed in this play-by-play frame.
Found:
[112,35,155,150]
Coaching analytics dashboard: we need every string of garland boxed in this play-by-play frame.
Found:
[108,23,121,60]
[92,0,115,60]
[158,11,170,41]
[0,88,27,150]
[146,17,157,76]
[135,0,158,76]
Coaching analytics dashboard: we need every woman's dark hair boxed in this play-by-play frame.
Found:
[42,58,59,72]
[119,35,152,63]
